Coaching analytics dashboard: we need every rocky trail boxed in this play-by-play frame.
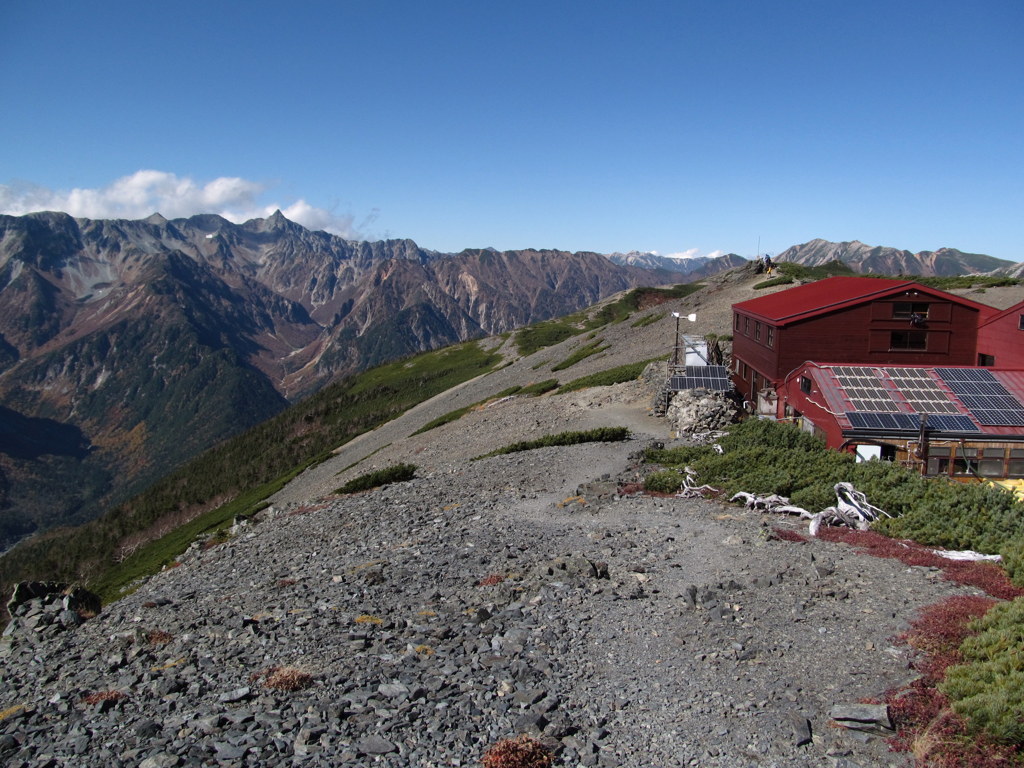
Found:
[6,269,1013,767]
[0,372,977,767]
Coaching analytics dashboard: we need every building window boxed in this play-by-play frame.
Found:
[978,353,996,367]
[1009,449,1024,478]
[979,447,1006,478]
[1019,314,1024,331]
[927,447,951,476]
[744,317,750,336]
[799,376,812,393]
[766,326,774,348]
[890,330,927,350]
[754,322,761,341]
[953,447,978,476]
[893,302,930,319]
[735,313,741,331]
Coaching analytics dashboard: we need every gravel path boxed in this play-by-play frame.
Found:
[1,376,977,767]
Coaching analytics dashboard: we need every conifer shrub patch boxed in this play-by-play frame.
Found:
[518,379,558,396]
[474,427,630,460]
[630,311,664,328]
[334,464,417,495]
[752,276,793,289]
[941,597,1024,745]
[515,321,580,356]
[551,338,609,371]
[643,470,686,494]
[883,596,1022,767]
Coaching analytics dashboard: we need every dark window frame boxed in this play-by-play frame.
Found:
[926,446,951,476]
[893,302,930,319]
[890,330,927,351]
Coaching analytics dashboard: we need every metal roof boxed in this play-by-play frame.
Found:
[732,277,997,327]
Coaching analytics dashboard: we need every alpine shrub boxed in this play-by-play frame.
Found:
[941,597,1024,745]
[475,427,630,460]
[334,464,417,495]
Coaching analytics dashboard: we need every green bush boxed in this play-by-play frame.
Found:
[475,427,630,460]
[644,470,685,494]
[941,597,1024,744]
[753,276,794,290]
[646,419,1024,581]
[515,321,579,356]
[914,275,1021,291]
[551,339,609,371]
[334,464,417,494]
[518,379,559,396]
[630,312,664,329]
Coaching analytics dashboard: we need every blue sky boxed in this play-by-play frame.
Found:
[2,1,1021,262]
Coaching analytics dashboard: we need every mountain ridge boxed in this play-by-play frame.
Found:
[0,211,711,551]
[777,237,1015,276]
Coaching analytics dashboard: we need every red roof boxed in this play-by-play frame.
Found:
[733,276,996,326]
[979,298,1024,329]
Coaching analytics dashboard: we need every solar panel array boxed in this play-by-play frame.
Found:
[669,365,731,392]
[845,411,981,432]
[936,368,1024,426]
[924,414,981,432]
[846,412,920,430]
[882,367,961,414]
[832,366,901,412]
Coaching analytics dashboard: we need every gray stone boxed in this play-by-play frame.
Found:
[217,687,251,703]
[138,755,181,768]
[358,735,397,754]
[830,703,893,732]
[788,710,812,746]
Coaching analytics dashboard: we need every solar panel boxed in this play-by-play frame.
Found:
[937,368,998,384]
[846,412,920,430]
[930,369,1024,425]
[924,414,980,432]
[669,365,731,392]
[960,395,1021,411]
[848,398,901,412]
[971,409,1024,427]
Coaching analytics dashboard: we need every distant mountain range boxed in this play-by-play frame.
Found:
[776,238,1018,276]
[0,210,729,550]
[607,250,747,274]
[1,213,1018,552]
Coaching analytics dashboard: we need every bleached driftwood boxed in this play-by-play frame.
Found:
[674,466,720,499]
[729,491,813,519]
[808,483,892,536]
[727,483,893,537]
[931,549,1003,562]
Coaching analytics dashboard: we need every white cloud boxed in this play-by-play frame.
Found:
[0,170,361,237]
